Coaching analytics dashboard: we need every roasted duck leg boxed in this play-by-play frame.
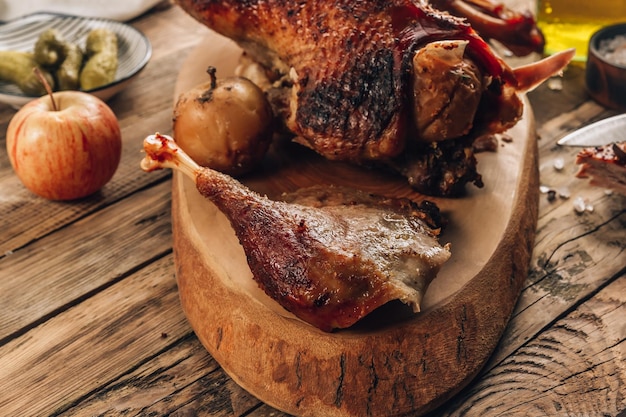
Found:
[142,133,451,332]
[176,0,573,196]
[429,0,545,56]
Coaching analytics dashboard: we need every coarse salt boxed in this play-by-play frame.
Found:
[553,157,565,171]
[573,196,586,214]
[547,77,563,91]
[598,34,626,66]
[539,185,552,194]
[573,196,594,214]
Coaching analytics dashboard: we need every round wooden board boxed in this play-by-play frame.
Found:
[171,33,538,416]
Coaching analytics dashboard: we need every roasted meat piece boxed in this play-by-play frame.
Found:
[576,142,626,195]
[175,0,572,195]
[142,133,451,332]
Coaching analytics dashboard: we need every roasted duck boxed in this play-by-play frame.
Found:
[175,0,572,196]
[142,133,451,331]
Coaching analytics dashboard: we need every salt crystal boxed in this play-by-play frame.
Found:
[585,203,594,213]
[573,196,586,214]
[553,157,565,171]
[547,78,563,91]
[558,188,571,199]
[539,185,552,194]
[598,34,626,66]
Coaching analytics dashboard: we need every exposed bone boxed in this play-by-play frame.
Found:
[513,48,576,92]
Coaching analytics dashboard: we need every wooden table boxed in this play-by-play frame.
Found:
[1,2,624,416]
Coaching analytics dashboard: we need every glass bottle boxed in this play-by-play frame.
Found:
[537,0,626,62]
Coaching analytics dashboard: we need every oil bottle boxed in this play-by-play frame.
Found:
[537,0,626,62]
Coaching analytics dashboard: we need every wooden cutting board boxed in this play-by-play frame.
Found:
[171,32,538,416]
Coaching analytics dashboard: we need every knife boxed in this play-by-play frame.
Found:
[557,113,626,147]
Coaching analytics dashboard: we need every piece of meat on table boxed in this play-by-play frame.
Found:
[576,142,626,195]
[175,0,573,196]
[141,133,451,332]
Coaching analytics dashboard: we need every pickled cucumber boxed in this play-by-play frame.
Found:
[0,50,55,95]
[34,28,84,90]
[57,43,83,90]
[34,28,65,67]
[80,28,118,90]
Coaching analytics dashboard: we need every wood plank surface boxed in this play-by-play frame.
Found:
[0,180,172,342]
[429,64,626,415]
[436,275,626,416]
[0,254,189,416]
[0,2,624,416]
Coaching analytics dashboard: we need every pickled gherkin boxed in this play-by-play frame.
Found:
[0,27,119,95]
[34,28,65,67]
[57,43,83,90]
[34,29,83,90]
[80,28,118,90]
[0,50,55,95]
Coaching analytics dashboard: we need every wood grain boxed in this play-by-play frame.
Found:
[482,99,626,370]
[0,181,172,342]
[434,274,626,416]
[1,3,624,416]
[0,254,188,416]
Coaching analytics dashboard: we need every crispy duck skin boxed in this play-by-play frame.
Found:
[142,133,451,332]
[175,0,573,196]
[176,0,518,156]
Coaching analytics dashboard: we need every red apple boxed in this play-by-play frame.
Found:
[6,91,122,200]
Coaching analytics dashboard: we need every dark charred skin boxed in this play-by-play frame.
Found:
[295,48,403,161]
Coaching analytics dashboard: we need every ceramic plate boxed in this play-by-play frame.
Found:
[0,12,152,107]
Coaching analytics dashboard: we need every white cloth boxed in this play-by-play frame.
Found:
[0,0,163,22]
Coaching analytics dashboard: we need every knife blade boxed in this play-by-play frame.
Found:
[557,113,626,147]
